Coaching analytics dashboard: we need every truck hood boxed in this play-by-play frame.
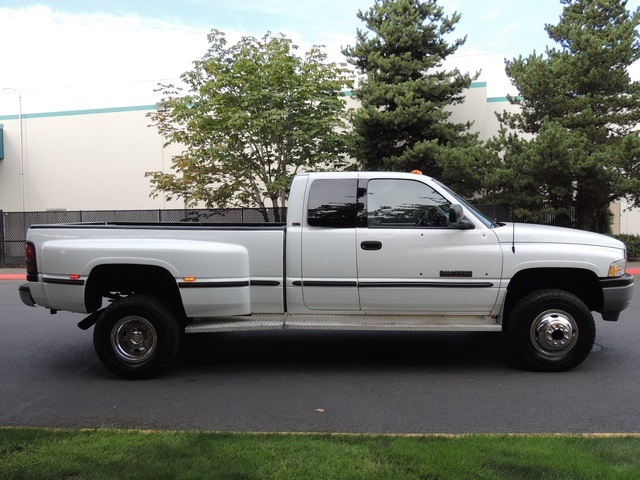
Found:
[493,223,625,250]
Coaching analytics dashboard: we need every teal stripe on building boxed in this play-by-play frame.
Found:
[0,104,157,121]
[0,82,508,120]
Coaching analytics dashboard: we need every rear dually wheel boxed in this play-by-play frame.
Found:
[93,295,182,379]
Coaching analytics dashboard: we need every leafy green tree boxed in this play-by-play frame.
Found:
[147,30,352,220]
[487,0,640,231]
[342,0,489,195]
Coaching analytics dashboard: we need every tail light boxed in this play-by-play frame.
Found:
[25,241,37,279]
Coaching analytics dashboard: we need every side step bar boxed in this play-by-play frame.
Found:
[185,314,502,334]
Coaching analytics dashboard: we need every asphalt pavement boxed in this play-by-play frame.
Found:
[1,275,639,434]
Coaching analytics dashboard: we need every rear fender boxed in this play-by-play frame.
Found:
[39,238,251,316]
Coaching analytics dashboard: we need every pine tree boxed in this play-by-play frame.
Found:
[342,0,488,193]
[488,0,640,231]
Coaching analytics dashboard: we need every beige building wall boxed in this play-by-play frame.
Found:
[618,199,640,235]
[1,106,184,211]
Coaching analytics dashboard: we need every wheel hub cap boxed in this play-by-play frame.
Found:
[130,330,144,345]
[531,311,578,356]
[111,316,157,364]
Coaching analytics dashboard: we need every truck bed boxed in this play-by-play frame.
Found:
[26,222,288,314]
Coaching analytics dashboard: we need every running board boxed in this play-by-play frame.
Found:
[185,314,502,334]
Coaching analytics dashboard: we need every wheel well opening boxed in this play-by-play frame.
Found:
[503,268,602,321]
[84,264,184,317]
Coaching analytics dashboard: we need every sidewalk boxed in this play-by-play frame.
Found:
[2,264,640,280]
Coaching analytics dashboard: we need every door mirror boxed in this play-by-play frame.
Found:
[449,204,474,230]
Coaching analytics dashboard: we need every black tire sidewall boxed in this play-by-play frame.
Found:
[506,289,595,371]
[93,295,181,379]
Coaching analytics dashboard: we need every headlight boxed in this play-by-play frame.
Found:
[608,259,626,277]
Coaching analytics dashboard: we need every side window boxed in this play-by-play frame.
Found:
[307,179,358,228]
[367,179,451,228]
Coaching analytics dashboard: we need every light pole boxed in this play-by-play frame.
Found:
[1,87,25,211]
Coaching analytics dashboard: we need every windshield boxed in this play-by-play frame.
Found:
[433,180,496,228]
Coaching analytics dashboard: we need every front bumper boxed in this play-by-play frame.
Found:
[19,283,36,307]
[599,273,634,321]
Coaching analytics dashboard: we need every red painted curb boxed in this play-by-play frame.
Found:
[0,274,26,280]
[628,269,640,275]
[0,273,27,280]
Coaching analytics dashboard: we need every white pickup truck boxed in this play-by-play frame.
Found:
[19,171,634,378]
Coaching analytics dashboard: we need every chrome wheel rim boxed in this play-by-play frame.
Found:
[530,310,578,357]
[110,315,157,364]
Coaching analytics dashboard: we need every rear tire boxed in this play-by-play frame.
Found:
[506,289,595,371]
[93,294,182,379]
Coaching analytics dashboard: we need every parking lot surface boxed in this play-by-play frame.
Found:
[1,276,639,434]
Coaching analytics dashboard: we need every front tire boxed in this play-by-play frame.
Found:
[506,289,595,371]
[93,295,182,379]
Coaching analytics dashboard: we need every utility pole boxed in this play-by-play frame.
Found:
[1,87,25,211]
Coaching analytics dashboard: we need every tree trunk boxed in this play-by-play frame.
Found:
[271,196,281,223]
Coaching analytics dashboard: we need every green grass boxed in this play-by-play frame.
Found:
[1,428,640,479]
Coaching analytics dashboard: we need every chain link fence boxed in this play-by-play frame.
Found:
[1,204,523,268]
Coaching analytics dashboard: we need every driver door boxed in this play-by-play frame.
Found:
[356,177,502,314]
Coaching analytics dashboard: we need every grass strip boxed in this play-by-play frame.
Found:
[1,428,640,479]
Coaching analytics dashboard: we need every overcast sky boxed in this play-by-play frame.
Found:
[1,0,639,114]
